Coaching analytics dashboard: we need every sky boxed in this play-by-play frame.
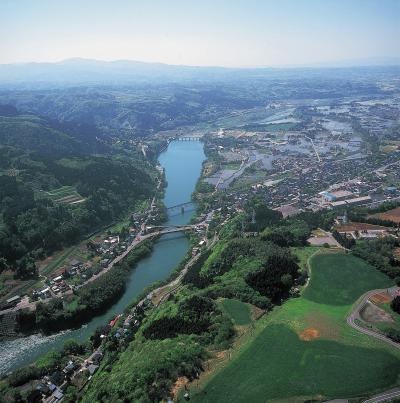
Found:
[1,0,399,67]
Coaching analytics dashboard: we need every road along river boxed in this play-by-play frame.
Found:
[0,140,205,375]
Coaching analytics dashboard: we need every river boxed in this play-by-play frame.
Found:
[0,140,205,375]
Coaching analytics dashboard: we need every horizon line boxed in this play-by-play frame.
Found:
[1,56,400,70]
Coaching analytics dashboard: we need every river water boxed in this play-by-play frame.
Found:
[0,140,205,375]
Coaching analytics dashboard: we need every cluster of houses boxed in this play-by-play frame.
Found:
[96,234,134,269]
[28,351,104,402]
[26,295,155,402]
[32,275,70,301]
[63,259,90,279]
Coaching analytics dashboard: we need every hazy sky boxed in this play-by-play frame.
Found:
[1,0,399,67]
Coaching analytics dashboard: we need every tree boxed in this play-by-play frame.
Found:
[63,339,85,355]
[14,256,38,279]
[0,257,8,273]
[391,296,400,314]
[281,274,293,288]
[385,328,400,342]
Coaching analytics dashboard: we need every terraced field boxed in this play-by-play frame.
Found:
[191,251,399,402]
[38,185,85,205]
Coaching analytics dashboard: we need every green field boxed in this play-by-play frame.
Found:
[222,162,241,170]
[303,253,392,305]
[240,122,295,132]
[41,246,76,276]
[219,299,252,326]
[291,246,320,272]
[56,158,92,169]
[191,251,398,402]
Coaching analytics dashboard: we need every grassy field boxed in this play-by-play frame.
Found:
[302,253,392,306]
[40,246,77,276]
[291,246,320,272]
[240,122,295,132]
[191,251,398,402]
[219,299,252,326]
[222,162,242,170]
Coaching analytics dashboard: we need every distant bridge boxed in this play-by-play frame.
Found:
[167,201,194,211]
[173,135,203,141]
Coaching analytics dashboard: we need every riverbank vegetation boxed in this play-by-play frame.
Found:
[16,241,153,334]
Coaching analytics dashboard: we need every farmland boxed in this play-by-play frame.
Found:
[191,251,398,402]
[302,253,392,305]
[370,207,400,224]
[38,185,85,205]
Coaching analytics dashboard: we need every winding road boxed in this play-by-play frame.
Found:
[346,286,400,350]
[345,286,400,402]
[363,388,400,403]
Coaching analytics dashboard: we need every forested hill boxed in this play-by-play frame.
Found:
[0,104,108,156]
[0,105,156,279]
[1,65,396,139]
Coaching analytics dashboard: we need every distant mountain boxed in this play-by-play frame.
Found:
[0,57,399,86]
[303,56,400,68]
[0,58,237,86]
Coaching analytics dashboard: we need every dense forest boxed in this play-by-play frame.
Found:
[0,106,156,279]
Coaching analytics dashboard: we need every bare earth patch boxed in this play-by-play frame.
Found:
[370,207,400,224]
[250,305,265,320]
[360,301,394,323]
[300,328,320,341]
[171,376,189,399]
[301,311,341,340]
[370,292,392,304]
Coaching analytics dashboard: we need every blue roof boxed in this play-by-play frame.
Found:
[322,192,336,201]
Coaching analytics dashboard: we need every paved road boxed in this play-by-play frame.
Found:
[325,286,400,403]
[216,150,262,190]
[363,387,400,403]
[346,286,400,350]
[146,234,217,307]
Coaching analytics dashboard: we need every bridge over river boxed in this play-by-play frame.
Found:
[85,224,197,286]
[166,201,196,215]
[0,224,198,317]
